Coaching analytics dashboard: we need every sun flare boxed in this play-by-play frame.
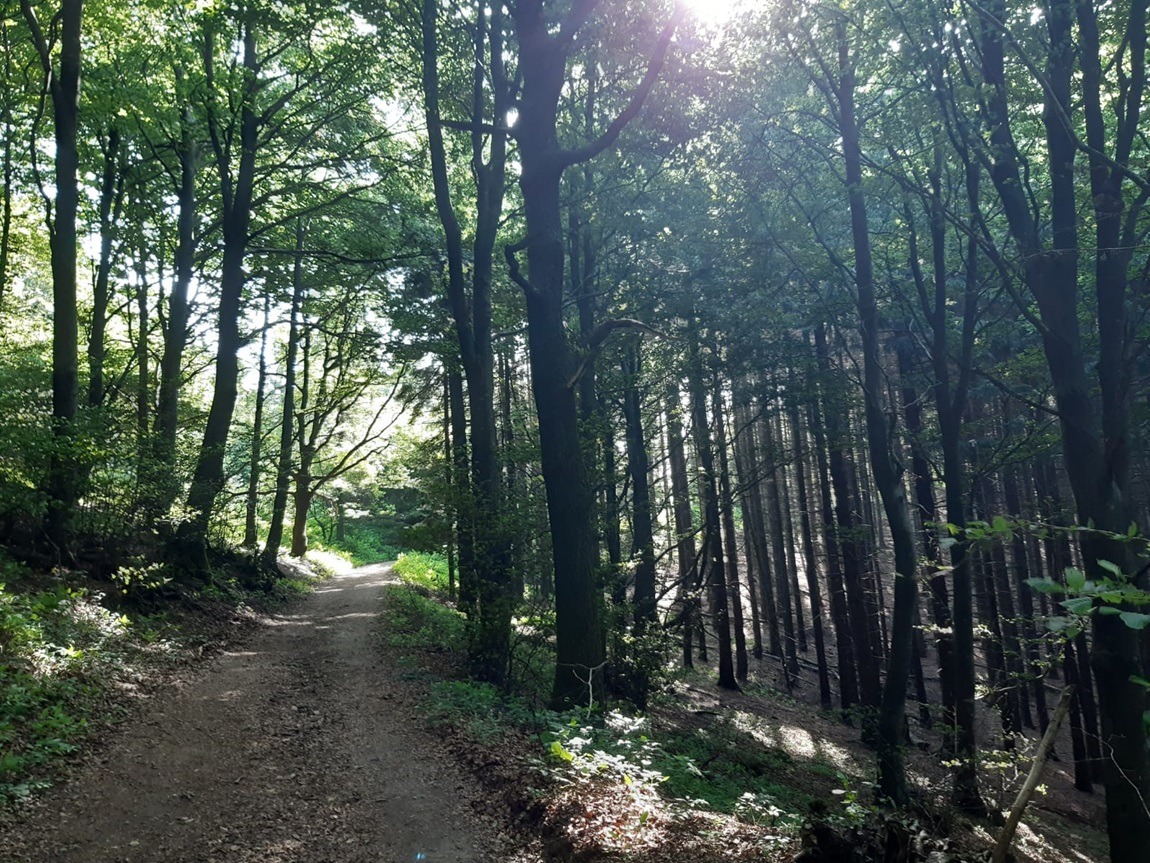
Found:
[683,0,746,25]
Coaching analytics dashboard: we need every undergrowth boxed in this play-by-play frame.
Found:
[0,548,318,803]
[383,553,820,835]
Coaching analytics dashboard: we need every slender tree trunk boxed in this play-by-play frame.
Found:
[262,221,305,567]
[733,398,765,661]
[895,335,953,731]
[154,95,196,513]
[623,340,656,627]
[687,336,737,691]
[243,293,271,548]
[789,389,832,709]
[1003,464,1048,733]
[133,243,149,469]
[817,325,881,714]
[666,383,699,668]
[88,126,124,408]
[808,398,858,713]
[763,401,800,684]
[443,377,457,599]
[740,395,782,660]
[448,368,476,612]
[179,21,259,576]
[835,25,919,802]
[714,380,748,682]
[0,22,14,313]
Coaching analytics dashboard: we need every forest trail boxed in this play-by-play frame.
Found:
[3,564,496,863]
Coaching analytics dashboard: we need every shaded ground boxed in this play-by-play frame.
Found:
[1,564,497,863]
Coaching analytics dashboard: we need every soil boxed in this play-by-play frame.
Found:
[1,564,498,863]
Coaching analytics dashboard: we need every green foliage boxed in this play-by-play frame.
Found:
[652,722,812,824]
[426,679,537,743]
[385,584,466,652]
[392,551,451,592]
[322,531,401,567]
[112,560,172,605]
[0,576,131,801]
[1025,564,1150,638]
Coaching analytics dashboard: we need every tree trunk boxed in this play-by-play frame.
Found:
[788,387,832,709]
[179,20,259,576]
[262,221,305,567]
[739,394,782,660]
[714,379,748,682]
[817,325,881,714]
[88,126,124,408]
[154,94,196,513]
[975,0,1149,848]
[687,335,737,691]
[807,378,859,712]
[732,397,765,661]
[666,383,700,668]
[835,24,919,802]
[421,0,513,684]
[22,0,84,554]
[243,293,271,548]
[763,399,800,684]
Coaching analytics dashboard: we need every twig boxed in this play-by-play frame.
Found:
[991,685,1074,863]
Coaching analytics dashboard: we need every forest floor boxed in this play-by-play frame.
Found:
[0,559,1113,863]
[0,563,504,863]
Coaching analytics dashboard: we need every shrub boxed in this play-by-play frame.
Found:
[392,551,451,592]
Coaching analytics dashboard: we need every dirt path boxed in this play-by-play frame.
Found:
[2,564,497,863]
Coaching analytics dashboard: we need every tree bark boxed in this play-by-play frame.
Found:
[788,386,832,709]
[687,335,737,691]
[262,221,305,567]
[21,0,84,554]
[178,19,259,576]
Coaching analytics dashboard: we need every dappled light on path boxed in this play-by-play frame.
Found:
[2,564,497,863]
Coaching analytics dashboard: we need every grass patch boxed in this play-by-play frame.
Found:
[385,584,466,652]
[317,532,401,567]
[426,679,540,743]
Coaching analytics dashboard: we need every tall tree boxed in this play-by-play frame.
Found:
[506,0,684,706]
[20,0,84,554]
[420,0,515,682]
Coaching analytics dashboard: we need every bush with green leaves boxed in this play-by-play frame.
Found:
[392,551,451,592]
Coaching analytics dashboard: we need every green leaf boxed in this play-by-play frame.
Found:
[1064,568,1087,592]
[1025,578,1063,595]
[1098,605,1122,616]
[992,515,1011,534]
[1119,612,1150,631]
[1098,559,1123,578]
[550,740,574,762]
[1061,597,1094,616]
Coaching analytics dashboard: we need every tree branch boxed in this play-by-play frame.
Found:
[557,3,687,169]
[567,318,663,389]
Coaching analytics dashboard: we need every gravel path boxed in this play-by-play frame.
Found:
[3,564,495,863]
